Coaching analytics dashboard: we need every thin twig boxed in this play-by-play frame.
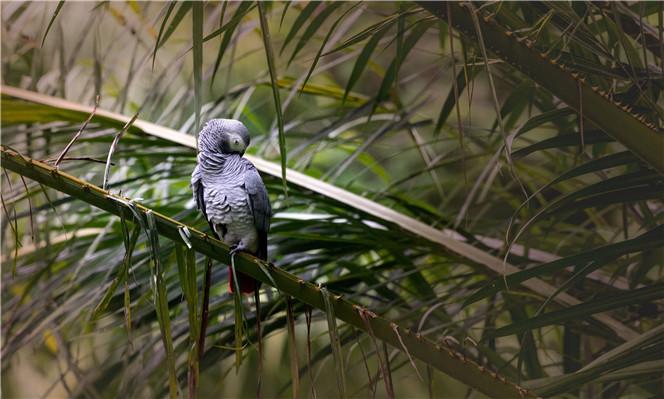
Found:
[447,3,469,214]
[103,112,139,190]
[305,306,317,399]
[46,157,113,165]
[578,81,585,153]
[255,289,263,399]
[55,95,100,168]
[18,176,35,242]
[286,296,300,399]
[198,257,212,362]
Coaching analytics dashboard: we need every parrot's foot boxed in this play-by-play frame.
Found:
[228,242,259,294]
[229,242,247,257]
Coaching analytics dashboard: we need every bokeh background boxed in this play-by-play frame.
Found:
[2,1,663,398]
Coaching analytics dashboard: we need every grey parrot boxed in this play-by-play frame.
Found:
[191,119,271,294]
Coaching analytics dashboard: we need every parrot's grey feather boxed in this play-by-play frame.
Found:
[192,118,271,294]
[192,164,219,238]
[192,138,270,257]
[191,164,204,213]
[244,163,270,260]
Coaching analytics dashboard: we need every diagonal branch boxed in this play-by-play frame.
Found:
[417,2,664,174]
[0,85,637,341]
[1,146,536,399]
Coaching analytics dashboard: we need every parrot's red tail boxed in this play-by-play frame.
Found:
[228,266,258,294]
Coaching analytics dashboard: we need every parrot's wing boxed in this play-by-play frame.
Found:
[192,164,219,239]
[244,164,271,260]
[191,165,205,214]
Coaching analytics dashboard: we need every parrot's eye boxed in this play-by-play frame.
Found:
[221,133,246,154]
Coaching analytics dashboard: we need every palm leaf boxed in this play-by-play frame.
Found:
[418,2,664,173]
[0,85,637,341]
[1,146,537,399]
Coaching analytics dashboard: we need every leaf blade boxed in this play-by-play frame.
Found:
[258,3,288,194]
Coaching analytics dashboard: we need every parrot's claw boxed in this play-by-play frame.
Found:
[229,242,247,257]
[229,246,239,257]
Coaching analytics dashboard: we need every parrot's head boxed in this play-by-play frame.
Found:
[198,119,250,155]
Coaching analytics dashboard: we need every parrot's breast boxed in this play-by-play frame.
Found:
[205,184,258,253]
